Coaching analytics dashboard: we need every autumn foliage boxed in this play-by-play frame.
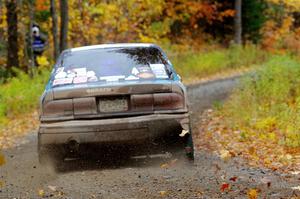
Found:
[0,0,235,69]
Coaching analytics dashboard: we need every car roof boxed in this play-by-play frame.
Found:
[69,43,158,52]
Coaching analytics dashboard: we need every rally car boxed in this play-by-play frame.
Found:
[38,43,194,165]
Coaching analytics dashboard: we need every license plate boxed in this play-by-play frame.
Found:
[99,97,128,112]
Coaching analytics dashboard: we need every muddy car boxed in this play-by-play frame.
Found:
[38,43,194,165]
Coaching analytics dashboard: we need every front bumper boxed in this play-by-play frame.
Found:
[38,113,190,145]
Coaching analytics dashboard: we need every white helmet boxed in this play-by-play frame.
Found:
[32,26,40,36]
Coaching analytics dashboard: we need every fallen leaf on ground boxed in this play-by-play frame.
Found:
[160,159,178,169]
[48,185,57,192]
[57,191,64,196]
[291,186,300,191]
[196,109,300,173]
[196,191,203,197]
[38,189,45,197]
[291,171,300,175]
[286,154,293,160]
[260,177,271,188]
[213,163,221,172]
[229,176,238,182]
[220,149,231,161]
[220,183,230,192]
[0,153,5,166]
[160,163,169,169]
[248,146,256,155]
[159,190,167,196]
[0,112,39,150]
[169,159,178,166]
[247,189,258,199]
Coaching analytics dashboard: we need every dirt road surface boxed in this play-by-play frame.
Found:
[1,77,299,199]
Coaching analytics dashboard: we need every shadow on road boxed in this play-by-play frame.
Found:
[54,136,190,173]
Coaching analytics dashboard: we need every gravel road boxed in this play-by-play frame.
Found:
[1,76,299,199]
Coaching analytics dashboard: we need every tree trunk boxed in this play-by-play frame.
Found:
[234,0,242,45]
[59,0,68,52]
[50,0,59,59]
[28,0,35,72]
[6,0,19,70]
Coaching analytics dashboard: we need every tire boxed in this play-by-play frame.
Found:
[184,125,194,161]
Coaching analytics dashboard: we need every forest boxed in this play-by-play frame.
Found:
[0,2,299,133]
[1,0,300,150]
[1,0,300,75]
[0,0,300,199]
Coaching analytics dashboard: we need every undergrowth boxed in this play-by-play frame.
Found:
[222,55,300,147]
[171,44,269,81]
[0,69,50,124]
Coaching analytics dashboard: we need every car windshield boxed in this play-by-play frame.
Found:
[51,47,171,87]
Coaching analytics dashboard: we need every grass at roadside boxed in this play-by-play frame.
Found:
[198,55,300,172]
[0,69,50,125]
[223,55,300,147]
[171,44,269,83]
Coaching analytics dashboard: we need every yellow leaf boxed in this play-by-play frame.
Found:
[0,153,5,166]
[247,189,258,199]
[160,163,169,169]
[36,56,49,67]
[291,186,300,191]
[159,191,167,197]
[38,189,45,197]
[286,154,293,160]
[220,149,231,161]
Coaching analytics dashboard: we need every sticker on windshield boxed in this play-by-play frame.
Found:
[66,72,76,78]
[134,65,155,79]
[87,71,96,77]
[73,76,88,84]
[73,68,87,77]
[55,71,67,79]
[131,67,139,75]
[137,66,151,73]
[149,64,168,78]
[137,73,154,79]
[125,75,139,80]
[56,67,64,73]
[88,76,98,82]
[100,76,125,82]
[53,77,73,86]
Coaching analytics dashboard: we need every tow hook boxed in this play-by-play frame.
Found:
[179,117,190,137]
[179,129,189,137]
